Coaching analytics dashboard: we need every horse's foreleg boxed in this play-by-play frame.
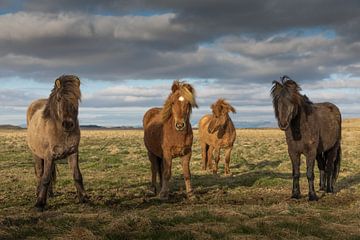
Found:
[147,151,159,195]
[224,147,232,175]
[289,151,301,199]
[35,159,54,211]
[181,152,193,198]
[316,153,326,191]
[213,147,220,174]
[201,142,208,170]
[207,145,214,171]
[159,153,172,200]
[68,152,87,203]
[34,155,44,197]
[305,151,318,201]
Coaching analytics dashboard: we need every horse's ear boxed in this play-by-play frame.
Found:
[171,80,180,93]
[228,105,236,113]
[55,79,61,89]
[75,76,81,87]
[271,80,282,97]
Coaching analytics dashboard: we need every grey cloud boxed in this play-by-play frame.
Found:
[0,1,359,85]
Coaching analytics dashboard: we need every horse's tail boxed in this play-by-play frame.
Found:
[333,145,341,184]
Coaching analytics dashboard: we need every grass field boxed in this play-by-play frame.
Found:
[0,119,359,239]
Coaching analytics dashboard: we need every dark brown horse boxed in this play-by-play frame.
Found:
[199,99,236,174]
[271,76,341,201]
[27,75,87,210]
[143,80,198,200]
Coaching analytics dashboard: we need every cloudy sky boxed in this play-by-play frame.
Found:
[0,0,359,127]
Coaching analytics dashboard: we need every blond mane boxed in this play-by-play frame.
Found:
[162,80,198,122]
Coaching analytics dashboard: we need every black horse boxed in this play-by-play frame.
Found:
[271,76,341,201]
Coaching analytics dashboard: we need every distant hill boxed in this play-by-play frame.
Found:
[0,125,24,130]
[80,125,142,130]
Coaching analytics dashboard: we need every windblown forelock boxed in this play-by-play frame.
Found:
[161,82,197,122]
[43,75,81,119]
[271,77,309,120]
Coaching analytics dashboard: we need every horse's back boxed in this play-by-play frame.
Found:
[315,102,341,149]
[27,99,47,126]
[143,108,162,129]
[143,108,163,157]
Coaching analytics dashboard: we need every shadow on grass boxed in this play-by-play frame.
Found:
[335,173,360,191]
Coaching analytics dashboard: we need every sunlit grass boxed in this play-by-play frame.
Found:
[0,119,359,239]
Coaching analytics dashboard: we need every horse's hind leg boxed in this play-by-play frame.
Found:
[317,153,326,191]
[34,155,44,197]
[201,142,209,170]
[325,144,339,193]
[148,151,159,194]
[68,152,87,203]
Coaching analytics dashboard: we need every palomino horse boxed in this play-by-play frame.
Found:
[143,80,198,200]
[27,75,87,210]
[271,76,341,201]
[199,99,236,174]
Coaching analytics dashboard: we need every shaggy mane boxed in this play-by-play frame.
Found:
[43,75,81,119]
[162,80,197,122]
[271,75,312,120]
[211,98,236,115]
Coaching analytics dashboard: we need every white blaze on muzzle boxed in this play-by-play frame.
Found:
[178,96,185,102]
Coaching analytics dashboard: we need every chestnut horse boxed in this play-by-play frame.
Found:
[143,80,198,200]
[27,75,87,210]
[199,99,236,174]
[271,76,341,201]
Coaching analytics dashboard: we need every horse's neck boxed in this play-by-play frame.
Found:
[288,104,311,140]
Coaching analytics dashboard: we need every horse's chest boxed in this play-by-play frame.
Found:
[51,143,77,160]
[46,134,79,160]
[170,145,192,158]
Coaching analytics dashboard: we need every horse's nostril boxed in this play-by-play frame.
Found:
[62,120,74,130]
[176,122,185,129]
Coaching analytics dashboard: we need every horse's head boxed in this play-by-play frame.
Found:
[162,80,198,131]
[208,99,236,133]
[271,76,304,131]
[44,75,81,132]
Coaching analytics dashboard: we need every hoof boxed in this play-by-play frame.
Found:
[319,187,325,192]
[187,191,197,201]
[78,194,89,203]
[308,194,319,201]
[159,191,169,201]
[34,203,45,212]
[291,193,301,199]
[48,191,54,198]
[326,188,334,193]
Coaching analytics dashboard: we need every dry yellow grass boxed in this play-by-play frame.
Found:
[0,120,359,239]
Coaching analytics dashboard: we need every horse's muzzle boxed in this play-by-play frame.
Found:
[62,119,75,132]
[175,121,186,131]
[278,122,289,131]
